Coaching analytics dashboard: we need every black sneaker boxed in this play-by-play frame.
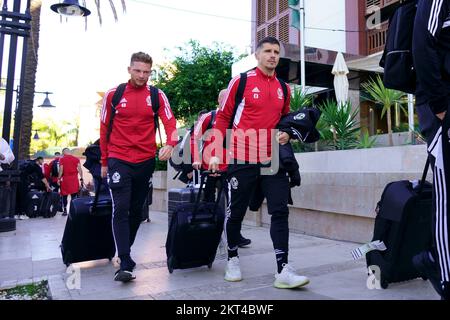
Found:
[114,269,136,282]
[238,236,251,248]
[62,212,68,217]
[412,250,443,297]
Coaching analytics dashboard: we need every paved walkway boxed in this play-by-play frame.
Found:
[0,211,440,300]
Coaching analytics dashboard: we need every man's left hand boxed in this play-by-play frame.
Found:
[277,132,290,145]
[158,145,174,161]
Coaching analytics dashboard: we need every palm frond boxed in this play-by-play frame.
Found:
[95,0,102,25]
[361,75,405,119]
[109,0,118,22]
[82,0,87,31]
[290,86,313,112]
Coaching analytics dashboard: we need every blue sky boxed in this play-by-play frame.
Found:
[34,0,252,121]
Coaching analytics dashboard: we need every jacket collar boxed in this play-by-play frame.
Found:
[255,67,277,80]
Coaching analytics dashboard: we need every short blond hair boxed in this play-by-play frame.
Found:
[130,52,153,66]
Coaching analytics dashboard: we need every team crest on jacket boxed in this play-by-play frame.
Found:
[294,113,306,120]
[277,88,283,100]
[111,172,121,183]
[230,177,239,190]
[146,95,152,107]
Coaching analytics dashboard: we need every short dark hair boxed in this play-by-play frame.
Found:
[130,52,153,66]
[62,147,69,153]
[35,156,43,161]
[54,152,60,156]
[256,37,280,51]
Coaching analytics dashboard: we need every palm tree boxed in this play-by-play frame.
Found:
[362,75,405,147]
[290,86,312,112]
[19,1,126,159]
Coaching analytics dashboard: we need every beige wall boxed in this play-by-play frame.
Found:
[156,144,430,244]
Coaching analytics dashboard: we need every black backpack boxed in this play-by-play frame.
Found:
[169,110,216,182]
[82,142,101,174]
[50,158,59,177]
[379,0,417,94]
[106,83,161,142]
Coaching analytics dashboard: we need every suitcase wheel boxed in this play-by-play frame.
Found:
[380,278,389,289]
[207,263,212,269]
[167,257,174,274]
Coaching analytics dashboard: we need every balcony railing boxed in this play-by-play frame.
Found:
[367,20,389,55]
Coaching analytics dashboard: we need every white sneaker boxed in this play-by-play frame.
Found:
[274,264,309,289]
[20,215,29,220]
[224,257,242,282]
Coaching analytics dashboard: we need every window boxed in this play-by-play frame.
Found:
[279,0,288,13]
[268,21,277,37]
[279,14,289,44]
[257,0,266,26]
[257,28,267,43]
[268,0,277,20]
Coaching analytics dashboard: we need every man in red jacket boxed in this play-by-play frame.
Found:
[209,37,309,289]
[100,52,177,282]
[191,89,251,248]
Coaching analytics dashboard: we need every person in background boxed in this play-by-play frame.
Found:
[191,89,252,248]
[45,151,61,192]
[58,148,83,216]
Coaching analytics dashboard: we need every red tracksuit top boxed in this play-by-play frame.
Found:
[213,67,291,163]
[191,110,227,171]
[100,81,178,165]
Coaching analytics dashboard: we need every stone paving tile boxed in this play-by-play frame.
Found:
[1,211,439,300]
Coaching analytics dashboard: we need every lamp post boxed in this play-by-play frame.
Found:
[50,0,90,17]
[0,0,32,232]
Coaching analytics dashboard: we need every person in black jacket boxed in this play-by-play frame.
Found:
[16,157,51,219]
[412,0,450,300]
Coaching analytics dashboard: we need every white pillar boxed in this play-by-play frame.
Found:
[408,94,415,143]
[300,0,306,91]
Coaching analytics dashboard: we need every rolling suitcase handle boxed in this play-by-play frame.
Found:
[89,176,105,215]
[191,170,226,222]
[417,155,430,196]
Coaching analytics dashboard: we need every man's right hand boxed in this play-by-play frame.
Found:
[101,166,108,178]
[192,161,202,170]
[208,156,220,173]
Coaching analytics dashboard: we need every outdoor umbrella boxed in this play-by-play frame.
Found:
[332,52,349,107]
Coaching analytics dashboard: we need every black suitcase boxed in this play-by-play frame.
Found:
[166,172,225,273]
[366,158,433,288]
[168,186,200,227]
[25,190,44,218]
[40,192,61,218]
[60,181,115,266]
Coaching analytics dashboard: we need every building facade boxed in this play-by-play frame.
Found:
[247,0,410,138]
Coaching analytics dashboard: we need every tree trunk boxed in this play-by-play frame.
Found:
[19,0,41,160]
[387,106,393,146]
